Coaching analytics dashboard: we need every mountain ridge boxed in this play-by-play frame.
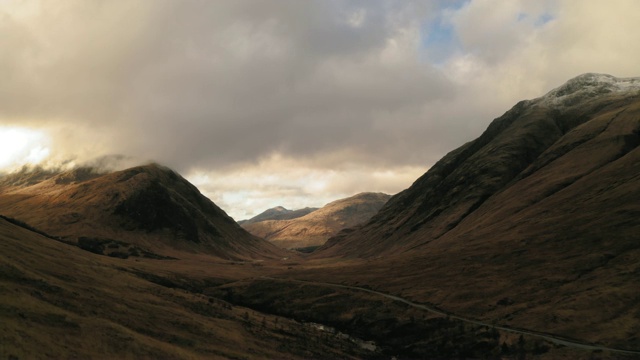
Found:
[318,73,640,257]
[243,192,391,249]
[0,163,286,260]
[238,206,318,225]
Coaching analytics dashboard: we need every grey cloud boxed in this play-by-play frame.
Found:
[6,0,639,218]
[1,0,461,173]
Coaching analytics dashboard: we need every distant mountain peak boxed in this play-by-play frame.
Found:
[243,192,391,249]
[240,205,317,226]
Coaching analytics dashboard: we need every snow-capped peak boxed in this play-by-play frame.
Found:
[537,73,640,108]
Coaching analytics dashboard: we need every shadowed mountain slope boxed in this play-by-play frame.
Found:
[243,192,391,249]
[303,73,640,350]
[319,73,640,258]
[0,216,374,359]
[0,164,285,260]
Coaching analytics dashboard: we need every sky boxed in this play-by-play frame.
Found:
[1,0,639,220]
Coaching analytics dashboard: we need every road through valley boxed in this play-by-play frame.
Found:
[262,276,640,356]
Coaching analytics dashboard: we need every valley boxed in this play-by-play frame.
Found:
[0,220,610,359]
[2,74,640,359]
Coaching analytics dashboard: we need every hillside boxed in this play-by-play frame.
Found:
[307,73,640,349]
[0,164,286,260]
[0,216,375,359]
[319,73,640,258]
[238,206,318,225]
[243,192,391,249]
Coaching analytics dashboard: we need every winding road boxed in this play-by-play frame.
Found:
[262,276,640,356]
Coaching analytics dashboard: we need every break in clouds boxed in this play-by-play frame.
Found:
[2,0,640,218]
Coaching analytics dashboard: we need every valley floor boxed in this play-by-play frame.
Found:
[2,217,639,359]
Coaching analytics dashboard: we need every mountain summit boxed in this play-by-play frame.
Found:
[539,73,640,107]
[0,163,285,260]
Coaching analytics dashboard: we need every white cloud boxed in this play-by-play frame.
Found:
[186,153,426,220]
[0,127,50,169]
[441,0,640,105]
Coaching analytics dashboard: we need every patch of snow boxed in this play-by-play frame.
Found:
[535,73,640,108]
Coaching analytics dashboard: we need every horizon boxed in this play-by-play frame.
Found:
[1,1,639,219]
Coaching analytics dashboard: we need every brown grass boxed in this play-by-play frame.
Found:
[0,218,373,359]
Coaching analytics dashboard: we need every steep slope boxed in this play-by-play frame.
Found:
[0,164,285,260]
[308,73,640,350]
[319,73,640,257]
[238,206,318,225]
[243,192,391,249]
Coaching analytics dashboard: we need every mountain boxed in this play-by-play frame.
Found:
[319,73,640,258]
[0,163,285,260]
[309,73,640,349]
[238,206,318,225]
[243,192,391,249]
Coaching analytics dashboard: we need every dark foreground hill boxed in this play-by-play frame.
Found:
[308,73,640,350]
[0,216,377,359]
[0,164,285,260]
[243,192,391,249]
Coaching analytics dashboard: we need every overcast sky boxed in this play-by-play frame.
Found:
[1,0,639,219]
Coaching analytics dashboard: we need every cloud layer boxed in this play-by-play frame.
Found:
[2,0,639,218]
